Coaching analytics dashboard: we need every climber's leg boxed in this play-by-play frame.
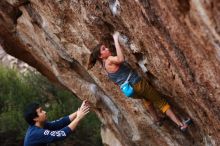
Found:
[133,80,161,123]
[164,107,182,126]
[143,100,161,125]
[163,106,192,131]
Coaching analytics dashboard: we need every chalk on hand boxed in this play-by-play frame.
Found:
[109,0,121,16]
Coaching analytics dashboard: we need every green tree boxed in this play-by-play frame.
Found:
[0,65,102,146]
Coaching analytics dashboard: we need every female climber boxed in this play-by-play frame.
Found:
[89,32,191,131]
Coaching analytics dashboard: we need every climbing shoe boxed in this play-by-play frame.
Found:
[179,118,192,132]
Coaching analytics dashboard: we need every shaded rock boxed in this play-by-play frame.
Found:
[0,0,220,145]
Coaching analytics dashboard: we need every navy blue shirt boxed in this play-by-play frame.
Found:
[24,116,72,146]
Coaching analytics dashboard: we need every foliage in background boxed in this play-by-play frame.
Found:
[0,65,102,146]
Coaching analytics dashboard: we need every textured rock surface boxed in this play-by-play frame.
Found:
[0,45,33,72]
[0,0,220,146]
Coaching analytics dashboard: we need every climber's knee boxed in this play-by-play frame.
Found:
[161,103,170,113]
[143,99,152,107]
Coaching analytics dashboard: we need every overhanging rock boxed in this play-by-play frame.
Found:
[0,0,220,145]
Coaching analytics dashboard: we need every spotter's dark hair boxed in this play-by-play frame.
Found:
[23,102,40,125]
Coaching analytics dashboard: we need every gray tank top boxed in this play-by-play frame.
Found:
[107,62,141,86]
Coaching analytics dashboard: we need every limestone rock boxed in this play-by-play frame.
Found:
[0,0,220,145]
[0,45,33,72]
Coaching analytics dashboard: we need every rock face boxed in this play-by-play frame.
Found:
[0,45,33,72]
[0,0,220,146]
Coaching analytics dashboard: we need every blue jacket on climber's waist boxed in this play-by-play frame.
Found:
[107,62,141,86]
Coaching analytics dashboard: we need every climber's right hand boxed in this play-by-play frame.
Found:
[113,31,120,40]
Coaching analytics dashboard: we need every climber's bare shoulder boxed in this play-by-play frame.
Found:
[107,56,123,65]
[105,57,120,73]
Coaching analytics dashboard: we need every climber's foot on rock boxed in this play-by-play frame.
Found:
[179,118,192,132]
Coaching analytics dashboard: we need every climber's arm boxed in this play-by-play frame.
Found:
[109,32,124,64]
